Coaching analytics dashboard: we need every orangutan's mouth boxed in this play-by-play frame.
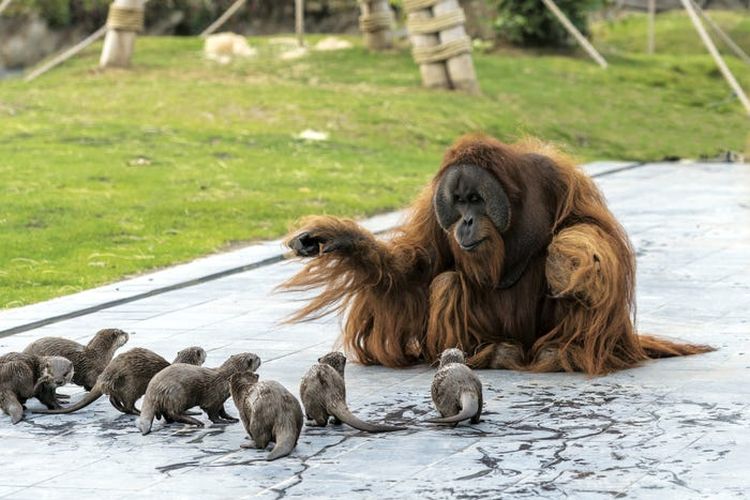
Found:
[459,238,487,251]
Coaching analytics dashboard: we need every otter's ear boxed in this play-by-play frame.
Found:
[433,168,460,231]
[499,154,561,289]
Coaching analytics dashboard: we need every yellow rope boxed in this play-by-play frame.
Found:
[106,5,145,32]
[358,10,394,32]
[412,36,471,64]
[403,0,440,13]
[406,9,465,35]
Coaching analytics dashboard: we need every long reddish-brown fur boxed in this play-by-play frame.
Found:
[281,135,713,375]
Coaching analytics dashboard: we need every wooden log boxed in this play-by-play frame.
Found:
[295,0,305,47]
[433,0,478,94]
[647,0,655,54]
[359,0,393,51]
[200,0,246,38]
[25,26,107,82]
[0,0,13,16]
[679,0,750,116]
[100,0,147,68]
[693,0,750,66]
[541,0,608,69]
[407,5,450,89]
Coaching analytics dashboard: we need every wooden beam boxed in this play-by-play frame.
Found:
[647,0,655,54]
[692,0,750,66]
[541,0,608,69]
[0,0,12,16]
[25,26,107,82]
[200,0,247,38]
[295,0,305,47]
[679,0,750,116]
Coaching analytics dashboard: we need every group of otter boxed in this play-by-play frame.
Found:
[0,328,483,460]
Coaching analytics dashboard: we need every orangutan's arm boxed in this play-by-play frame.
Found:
[281,215,432,323]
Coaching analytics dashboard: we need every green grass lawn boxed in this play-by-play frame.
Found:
[0,11,748,309]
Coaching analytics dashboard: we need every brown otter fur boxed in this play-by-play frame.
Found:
[428,349,483,425]
[0,353,73,424]
[33,346,207,416]
[24,329,130,391]
[137,352,261,434]
[300,352,404,433]
[230,372,303,460]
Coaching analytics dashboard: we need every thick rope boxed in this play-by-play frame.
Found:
[359,10,394,33]
[406,9,465,35]
[412,36,471,64]
[403,0,440,13]
[106,5,144,32]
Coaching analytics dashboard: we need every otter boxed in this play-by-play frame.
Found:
[24,328,130,391]
[300,352,404,433]
[137,352,261,435]
[0,353,73,423]
[33,346,207,416]
[230,371,303,460]
[427,348,483,425]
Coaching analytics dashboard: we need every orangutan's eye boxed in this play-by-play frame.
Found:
[468,194,481,203]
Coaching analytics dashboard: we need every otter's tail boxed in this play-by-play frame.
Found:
[33,386,103,414]
[427,391,479,425]
[267,424,300,461]
[639,335,715,359]
[137,397,156,435]
[329,402,404,433]
[0,390,24,425]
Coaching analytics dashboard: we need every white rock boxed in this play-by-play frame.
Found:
[314,36,353,52]
[296,129,329,141]
[204,32,256,63]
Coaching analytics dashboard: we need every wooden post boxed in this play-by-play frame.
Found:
[693,0,750,66]
[295,0,304,47]
[100,0,147,68]
[404,0,478,92]
[434,0,478,94]
[647,0,655,54]
[541,0,608,69]
[407,6,449,89]
[358,0,394,51]
[0,0,13,16]
[200,0,247,38]
[679,0,750,116]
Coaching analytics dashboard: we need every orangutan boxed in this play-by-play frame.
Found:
[281,135,712,375]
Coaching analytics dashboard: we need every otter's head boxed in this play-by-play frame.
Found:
[223,352,262,373]
[439,348,466,367]
[229,370,259,399]
[89,328,130,352]
[318,351,346,377]
[42,356,74,387]
[174,346,207,366]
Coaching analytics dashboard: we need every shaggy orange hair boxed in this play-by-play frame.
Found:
[282,135,712,374]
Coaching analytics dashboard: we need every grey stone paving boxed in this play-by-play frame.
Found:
[0,161,748,499]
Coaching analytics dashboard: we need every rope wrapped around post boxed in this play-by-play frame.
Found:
[406,9,465,35]
[403,0,440,12]
[358,0,394,51]
[404,0,478,93]
[412,36,471,64]
[358,9,394,33]
[106,4,145,32]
